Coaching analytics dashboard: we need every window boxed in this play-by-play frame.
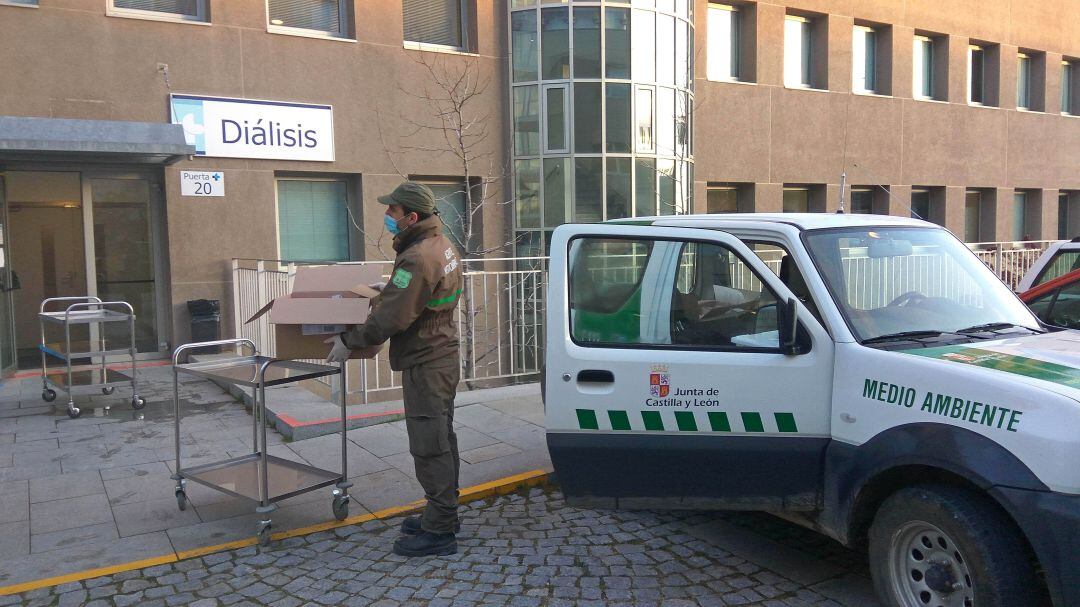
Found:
[784,16,812,88]
[1017,53,1032,109]
[573,7,601,78]
[403,0,465,49]
[606,158,632,220]
[911,189,931,221]
[1033,250,1080,288]
[850,188,873,214]
[968,44,985,104]
[1012,191,1029,241]
[707,186,738,213]
[574,158,603,222]
[513,86,540,155]
[541,7,570,79]
[913,35,934,99]
[1032,279,1080,329]
[569,237,781,349]
[605,7,631,79]
[277,180,349,262]
[964,190,982,242]
[852,26,877,93]
[707,3,739,81]
[1,0,38,5]
[783,188,809,213]
[606,83,632,153]
[511,10,539,82]
[423,181,468,249]
[635,87,655,152]
[1060,192,1075,240]
[574,82,602,153]
[544,158,570,227]
[543,85,569,153]
[110,0,207,21]
[515,159,541,228]
[268,0,352,38]
[1064,60,1076,115]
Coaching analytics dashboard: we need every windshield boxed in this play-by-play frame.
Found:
[803,227,1041,342]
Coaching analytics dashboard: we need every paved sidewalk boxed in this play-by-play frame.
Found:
[2,486,878,607]
[0,366,548,589]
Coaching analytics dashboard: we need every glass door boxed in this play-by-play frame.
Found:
[88,176,166,354]
[0,177,16,376]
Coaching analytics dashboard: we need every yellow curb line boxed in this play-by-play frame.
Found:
[0,469,551,597]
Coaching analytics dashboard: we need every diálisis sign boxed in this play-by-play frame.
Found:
[170,94,334,161]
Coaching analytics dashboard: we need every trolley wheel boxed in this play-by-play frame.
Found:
[131,396,146,410]
[257,522,272,547]
[101,386,115,395]
[67,405,81,419]
[332,495,350,521]
[175,490,188,511]
[42,389,57,403]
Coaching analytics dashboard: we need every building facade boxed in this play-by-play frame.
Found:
[0,0,1077,372]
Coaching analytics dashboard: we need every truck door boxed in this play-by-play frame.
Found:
[546,224,834,510]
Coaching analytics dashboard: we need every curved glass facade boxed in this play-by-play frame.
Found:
[510,0,695,256]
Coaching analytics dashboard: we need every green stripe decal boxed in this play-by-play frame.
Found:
[708,411,731,432]
[905,345,1080,388]
[426,288,463,308]
[641,411,664,431]
[608,410,631,431]
[573,410,797,433]
[774,412,798,433]
[674,411,698,431]
[576,409,598,430]
[741,412,765,433]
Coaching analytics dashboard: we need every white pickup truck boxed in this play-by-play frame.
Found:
[544,214,1080,607]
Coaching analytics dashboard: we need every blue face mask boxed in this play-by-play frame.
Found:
[384,214,401,235]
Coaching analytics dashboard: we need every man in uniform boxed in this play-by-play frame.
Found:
[325,181,463,557]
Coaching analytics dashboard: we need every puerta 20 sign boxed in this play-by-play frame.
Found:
[170,94,335,162]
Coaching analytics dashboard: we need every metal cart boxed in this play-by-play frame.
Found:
[171,339,353,546]
[39,296,144,419]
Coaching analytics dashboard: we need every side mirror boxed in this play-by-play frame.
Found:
[781,297,802,355]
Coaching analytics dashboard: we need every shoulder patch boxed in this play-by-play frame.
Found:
[391,268,413,289]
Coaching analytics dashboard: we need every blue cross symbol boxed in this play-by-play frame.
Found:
[212,173,221,181]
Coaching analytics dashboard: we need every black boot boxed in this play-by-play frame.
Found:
[393,530,457,557]
[400,516,461,536]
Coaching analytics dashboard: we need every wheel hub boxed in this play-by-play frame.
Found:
[889,521,974,607]
[924,562,955,594]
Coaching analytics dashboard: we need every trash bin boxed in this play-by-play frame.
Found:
[187,299,221,353]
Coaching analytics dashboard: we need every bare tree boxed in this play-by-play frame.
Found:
[375,51,521,387]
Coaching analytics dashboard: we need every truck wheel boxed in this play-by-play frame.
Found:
[868,485,1040,607]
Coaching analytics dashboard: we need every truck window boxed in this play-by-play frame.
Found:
[569,236,781,349]
[746,241,824,326]
[803,227,1040,342]
[1034,251,1080,287]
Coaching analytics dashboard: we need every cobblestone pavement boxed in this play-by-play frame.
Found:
[4,487,876,607]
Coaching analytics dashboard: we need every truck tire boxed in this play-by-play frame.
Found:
[868,484,1040,607]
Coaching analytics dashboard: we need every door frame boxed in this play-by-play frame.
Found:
[83,168,172,357]
[3,163,172,365]
[0,175,15,376]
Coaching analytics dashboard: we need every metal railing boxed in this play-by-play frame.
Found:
[231,257,546,402]
[229,240,1054,402]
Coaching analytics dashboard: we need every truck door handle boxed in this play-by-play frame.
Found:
[577,369,614,383]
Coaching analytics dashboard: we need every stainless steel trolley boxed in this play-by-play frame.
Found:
[171,339,353,546]
[39,296,144,419]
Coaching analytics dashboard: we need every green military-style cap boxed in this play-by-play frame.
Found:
[377,181,437,215]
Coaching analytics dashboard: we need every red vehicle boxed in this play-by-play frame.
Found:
[1020,268,1080,329]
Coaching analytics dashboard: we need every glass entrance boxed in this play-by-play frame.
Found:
[3,170,168,369]
[0,177,16,376]
[90,177,163,353]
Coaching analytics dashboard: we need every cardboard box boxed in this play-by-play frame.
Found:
[246,265,385,360]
